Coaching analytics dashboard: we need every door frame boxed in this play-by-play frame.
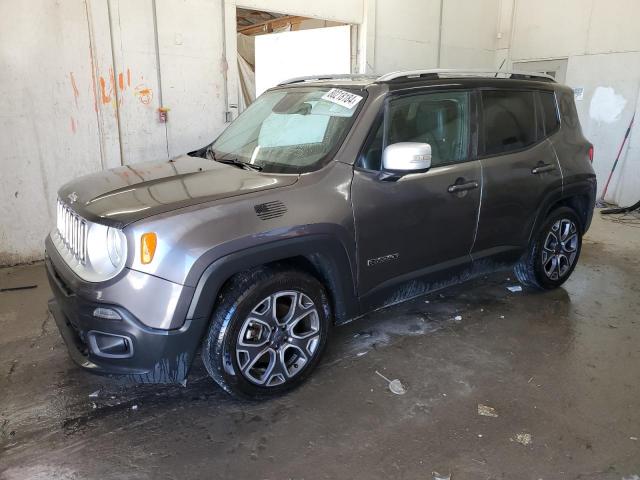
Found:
[222,0,372,119]
[512,58,568,84]
[354,86,481,172]
[352,86,483,310]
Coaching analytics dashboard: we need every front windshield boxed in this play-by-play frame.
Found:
[211,87,365,173]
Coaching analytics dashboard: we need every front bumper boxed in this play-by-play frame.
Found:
[45,237,208,383]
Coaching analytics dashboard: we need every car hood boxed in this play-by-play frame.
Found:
[58,155,299,227]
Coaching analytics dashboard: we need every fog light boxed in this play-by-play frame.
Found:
[88,331,133,358]
[93,307,122,320]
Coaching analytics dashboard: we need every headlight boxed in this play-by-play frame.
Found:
[83,224,128,281]
[53,200,128,282]
[107,227,126,267]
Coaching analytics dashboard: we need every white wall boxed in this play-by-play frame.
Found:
[254,26,352,95]
[500,0,640,206]
[440,0,498,69]
[0,0,229,265]
[0,0,103,265]
[156,0,227,157]
[372,0,499,73]
[373,0,441,72]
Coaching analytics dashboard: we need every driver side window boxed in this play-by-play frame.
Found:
[359,91,471,171]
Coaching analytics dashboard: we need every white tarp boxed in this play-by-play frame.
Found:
[254,25,351,97]
[237,33,256,109]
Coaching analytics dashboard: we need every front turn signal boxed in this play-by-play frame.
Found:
[141,233,157,264]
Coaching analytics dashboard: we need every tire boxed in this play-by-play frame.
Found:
[202,266,331,399]
[514,207,583,290]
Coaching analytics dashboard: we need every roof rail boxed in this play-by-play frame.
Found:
[277,74,376,86]
[376,69,556,83]
[278,73,376,87]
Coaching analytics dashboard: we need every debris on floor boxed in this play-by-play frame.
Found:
[0,284,37,293]
[512,433,532,446]
[630,436,638,441]
[357,351,368,357]
[375,370,407,395]
[506,285,522,292]
[432,471,451,480]
[454,315,462,321]
[88,390,100,398]
[354,332,372,339]
[131,405,138,411]
[477,404,498,417]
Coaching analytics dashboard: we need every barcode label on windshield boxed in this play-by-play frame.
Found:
[321,88,363,109]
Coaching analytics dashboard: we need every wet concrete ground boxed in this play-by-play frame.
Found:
[1,212,639,480]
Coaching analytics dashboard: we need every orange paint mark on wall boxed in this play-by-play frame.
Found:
[135,84,153,105]
[70,117,77,134]
[93,68,141,107]
[99,76,111,104]
[69,72,79,107]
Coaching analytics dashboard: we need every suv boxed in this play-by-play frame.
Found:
[46,70,596,398]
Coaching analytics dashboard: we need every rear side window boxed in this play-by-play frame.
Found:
[540,91,560,135]
[481,90,536,156]
[558,90,580,129]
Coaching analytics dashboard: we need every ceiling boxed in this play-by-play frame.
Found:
[236,8,309,36]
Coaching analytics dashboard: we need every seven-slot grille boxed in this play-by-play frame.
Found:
[56,199,88,263]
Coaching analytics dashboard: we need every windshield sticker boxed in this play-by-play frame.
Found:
[321,88,363,109]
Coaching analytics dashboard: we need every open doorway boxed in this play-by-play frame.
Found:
[236,8,354,108]
[512,59,568,84]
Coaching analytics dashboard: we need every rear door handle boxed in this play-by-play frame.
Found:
[448,181,479,193]
[531,164,556,174]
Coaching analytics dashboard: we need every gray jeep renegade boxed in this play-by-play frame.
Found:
[46,70,596,398]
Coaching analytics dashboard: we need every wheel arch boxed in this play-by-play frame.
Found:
[185,234,360,326]
[548,194,591,232]
[529,180,596,243]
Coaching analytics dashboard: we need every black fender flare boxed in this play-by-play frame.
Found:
[528,178,596,244]
[185,234,360,324]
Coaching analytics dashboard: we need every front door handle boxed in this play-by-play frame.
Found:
[448,181,479,193]
[531,163,556,174]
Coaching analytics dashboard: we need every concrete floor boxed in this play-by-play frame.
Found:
[1,212,639,480]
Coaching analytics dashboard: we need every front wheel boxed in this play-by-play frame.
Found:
[514,207,583,289]
[202,267,331,399]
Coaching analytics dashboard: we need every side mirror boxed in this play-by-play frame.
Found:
[380,142,432,180]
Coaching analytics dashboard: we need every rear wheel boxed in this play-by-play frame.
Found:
[202,267,331,399]
[514,207,583,289]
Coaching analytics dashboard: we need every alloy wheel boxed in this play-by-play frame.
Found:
[235,290,321,387]
[541,218,579,280]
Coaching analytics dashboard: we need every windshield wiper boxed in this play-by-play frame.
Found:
[205,145,216,160]
[216,157,263,171]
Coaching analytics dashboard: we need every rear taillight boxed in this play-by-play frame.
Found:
[588,145,594,163]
